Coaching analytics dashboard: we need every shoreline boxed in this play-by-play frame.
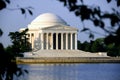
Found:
[16,57,120,64]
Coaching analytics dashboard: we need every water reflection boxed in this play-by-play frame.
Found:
[15,63,120,80]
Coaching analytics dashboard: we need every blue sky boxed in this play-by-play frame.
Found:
[0,0,116,47]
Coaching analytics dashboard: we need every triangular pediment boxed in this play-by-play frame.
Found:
[42,25,78,31]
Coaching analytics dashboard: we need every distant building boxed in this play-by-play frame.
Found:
[20,13,78,51]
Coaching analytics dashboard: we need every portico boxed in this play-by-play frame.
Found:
[20,13,78,51]
[39,32,77,50]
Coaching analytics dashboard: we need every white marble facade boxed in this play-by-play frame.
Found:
[20,13,78,50]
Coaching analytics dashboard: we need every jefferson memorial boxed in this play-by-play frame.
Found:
[20,13,78,50]
[20,13,106,57]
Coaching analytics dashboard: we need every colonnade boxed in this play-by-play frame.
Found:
[28,32,77,50]
[40,32,77,50]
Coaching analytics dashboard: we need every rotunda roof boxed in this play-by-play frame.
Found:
[28,13,67,29]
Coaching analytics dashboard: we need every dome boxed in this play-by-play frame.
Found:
[28,13,67,29]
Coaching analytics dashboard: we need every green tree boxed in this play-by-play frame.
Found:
[106,43,120,57]
[91,38,106,52]
[0,1,31,80]
[8,28,31,57]
[80,41,91,52]
[0,30,28,80]
[0,44,28,80]
[77,40,82,50]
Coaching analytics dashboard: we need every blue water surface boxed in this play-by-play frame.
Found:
[14,63,120,80]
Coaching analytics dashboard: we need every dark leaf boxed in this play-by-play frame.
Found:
[5,0,10,4]
[18,71,22,77]
[20,8,25,14]
[102,13,111,18]
[93,19,99,26]
[111,20,115,26]
[28,9,33,15]
[24,70,28,74]
[0,0,6,10]
[80,0,83,3]
[107,0,111,3]
[75,11,80,16]
[102,13,119,27]
[80,5,92,21]
[89,33,94,39]
[59,0,67,6]
[0,29,3,36]
[25,28,28,32]
[112,8,115,12]
[117,0,120,7]
[116,27,120,36]
[104,35,115,44]
[110,14,119,26]
[69,0,77,6]
[94,7,101,17]
[81,28,89,32]
[64,1,67,6]
[72,0,77,3]
[70,6,78,11]
[100,21,105,28]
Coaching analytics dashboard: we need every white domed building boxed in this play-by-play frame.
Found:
[20,13,108,57]
[20,13,78,51]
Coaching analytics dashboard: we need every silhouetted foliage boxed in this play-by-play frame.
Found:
[0,28,3,36]
[0,0,33,16]
[0,32,29,80]
[8,28,32,57]
[0,0,7,10]
[59,0,120,56]
[0,43,28,80]
[0,1,32,80]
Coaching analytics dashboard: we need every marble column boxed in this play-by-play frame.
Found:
[70,33,73,50]
[46,33,48,50]
[39,33,41,49]
[63,33,66,49]
[66,33,68,50]
[51,33,53,50]
[41,33,44,50]
[61,33,63,50]
[56,33,58,50]
[75,33,77,50]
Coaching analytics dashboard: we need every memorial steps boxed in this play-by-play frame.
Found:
[24,50,106,57]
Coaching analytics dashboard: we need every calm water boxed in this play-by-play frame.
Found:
[15,63,120,80]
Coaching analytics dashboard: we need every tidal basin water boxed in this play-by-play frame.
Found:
[15,63,120,80]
